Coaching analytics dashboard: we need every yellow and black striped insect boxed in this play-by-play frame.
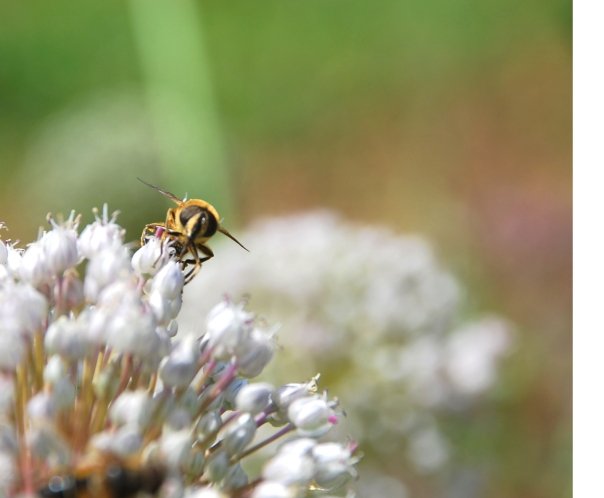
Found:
[37,453,166,498]
[138,178,248,284]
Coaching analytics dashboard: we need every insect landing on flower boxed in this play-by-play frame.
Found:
[138,178,249,284]
[37,453,166,498]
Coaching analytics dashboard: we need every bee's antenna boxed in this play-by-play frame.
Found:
[137,177,182,204]
[218,226,249,252]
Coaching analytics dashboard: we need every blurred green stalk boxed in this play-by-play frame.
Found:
[128,0,235,222]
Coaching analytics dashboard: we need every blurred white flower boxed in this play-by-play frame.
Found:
[444,316,513,397]
[179,211,513,488]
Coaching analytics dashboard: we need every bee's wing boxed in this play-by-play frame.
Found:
[137,177,182,204]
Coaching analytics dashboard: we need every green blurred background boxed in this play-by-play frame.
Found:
[0,1,570,496]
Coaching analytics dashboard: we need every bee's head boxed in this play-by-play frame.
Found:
[178,205,217,241]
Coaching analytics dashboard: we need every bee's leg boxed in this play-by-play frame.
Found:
[197,244,214,264]
[140,225,153,246]
[141,222,165,246]
[181,242,200,284]
[183,245,214,284]
[183,250,201,284]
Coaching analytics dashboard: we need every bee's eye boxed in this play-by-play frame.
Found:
[179,206,217,238]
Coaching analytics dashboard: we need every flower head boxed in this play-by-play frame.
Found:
[0,209,359,497]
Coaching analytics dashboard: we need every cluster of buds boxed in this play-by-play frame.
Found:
[0,207,359,497]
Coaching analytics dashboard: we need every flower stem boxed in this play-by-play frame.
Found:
[236,423,295,461]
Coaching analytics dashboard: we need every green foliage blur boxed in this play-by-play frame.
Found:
[0,1,570,497]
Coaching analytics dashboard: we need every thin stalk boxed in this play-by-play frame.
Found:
[235,423,295,461]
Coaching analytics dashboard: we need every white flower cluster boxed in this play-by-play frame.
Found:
[179,211,513,490]
[0,208,358,498]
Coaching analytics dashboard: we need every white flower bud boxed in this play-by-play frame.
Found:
[205,300,253,360]
[26,425,71,466]
[223,463,249,490]
[49,377,76,411]
[0,326,25,370]
[45,315,92,360]
[235,383,274,415]
[147,291,169,324]
[148,290,182,325]
[262,451,315,486]
[250,481,297,498]
[159,335,200,388]
[311,442,358,490]
[84,246,132,301]
[109,390,153,429]
[105,307,160,362]
[204,450,230,482]
[78,209,124,258]
[273,377,318,413]
[20,242,52,286]
[151,261,184,300]
[43,355,66,385]
[165,407,193,431]
[166,319,178,337]
[196,411,222,437]
[97,280,141,309]
[0,282,48,337]
[132,237,170,276]
[92,356,121,400]
[89,431,114,453]
[235,327,275,378]
[287,396,336,438]
[160,429,193,470]
[184,487,227,498]
[41,227,79,274]
[222,413,256,456]
[276,438,317,457]
[27,393,56,423]
[183,449,205,477]
[110,425,143,456]
[169,293,183,318]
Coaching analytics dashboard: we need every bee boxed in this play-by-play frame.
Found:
[37,453,165,498]
[138,178,248,284]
